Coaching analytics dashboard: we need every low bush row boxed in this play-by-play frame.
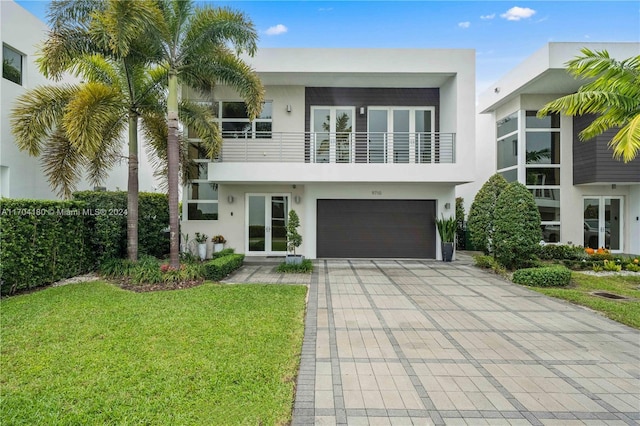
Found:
[512,266,572,287]
[203,254,245,281]
[276,259,314,273]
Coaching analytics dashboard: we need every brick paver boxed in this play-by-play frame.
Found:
[227,257,640,425]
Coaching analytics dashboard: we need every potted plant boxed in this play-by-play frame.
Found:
[285,209,303,264]
[435,214,456,262]
[212,235,226,252]
[194,232,208,260]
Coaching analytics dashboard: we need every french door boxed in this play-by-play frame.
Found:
[583,196,623,252]
[367,107,434,163]
[246,194,289,254]
[310,107,355,163]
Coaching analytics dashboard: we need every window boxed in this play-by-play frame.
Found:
[525,111,561,242]
[218,101,272,139]
[496,112,518,184]
[3,45,23,85]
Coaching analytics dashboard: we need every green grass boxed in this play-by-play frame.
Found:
[530,272,640,329]
[1,282,307,425]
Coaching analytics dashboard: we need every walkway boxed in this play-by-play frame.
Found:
[228,258,640,425]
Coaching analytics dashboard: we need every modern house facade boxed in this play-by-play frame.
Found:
[1,0,160,199]
[460,42,640,255]
[181,48,476,260]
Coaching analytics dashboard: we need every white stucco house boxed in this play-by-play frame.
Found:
[458,42,640,255]
[1,0,160,199]
[181,48,476,260]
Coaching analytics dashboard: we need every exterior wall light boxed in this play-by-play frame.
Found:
[359,106,365,115]
[444,202,451,209]
[227,195,234,203]
[286,104,292,112]
[294,195,301,204]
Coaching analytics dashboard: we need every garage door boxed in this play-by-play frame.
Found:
[317,199,436,258]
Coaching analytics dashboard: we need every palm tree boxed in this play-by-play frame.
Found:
[151,0,264,267]
[11,0,163,262]
[538,48,640,163]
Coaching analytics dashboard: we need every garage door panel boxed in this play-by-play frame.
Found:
[317,199,436,258]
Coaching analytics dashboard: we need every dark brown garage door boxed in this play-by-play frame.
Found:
[317,199,436,258]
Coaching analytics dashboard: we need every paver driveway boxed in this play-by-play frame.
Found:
[232,258,640,425]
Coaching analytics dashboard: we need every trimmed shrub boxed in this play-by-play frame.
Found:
[276,259,314,273]
[73,191,169,262]
[473,254,506,275]
[493,182,542,269]
[204,254,245,281]
[468,174,508,254]
[0,199,94,294]
[211,248,235,259]
[537,244,588,261]
[513,266,571,287]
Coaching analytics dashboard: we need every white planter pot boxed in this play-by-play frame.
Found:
[198,243,207,260]
[286,254,304,265]
[214,243,224,252]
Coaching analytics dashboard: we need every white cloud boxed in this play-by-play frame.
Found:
[318,7,333,12]
[265,24,288,35]
[480,13,496,20]
[500,6,536,21]
[458,21,471,29]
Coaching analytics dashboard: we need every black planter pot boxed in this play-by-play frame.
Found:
[441,242,454,262]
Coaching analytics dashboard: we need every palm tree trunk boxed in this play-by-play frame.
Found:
[127,111,139,261]
[167,71,180,268]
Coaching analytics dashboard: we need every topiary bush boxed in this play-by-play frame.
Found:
[467,174,508,254]
[513,266,571,287]
[493,182,542,269]
[203,254,245,281]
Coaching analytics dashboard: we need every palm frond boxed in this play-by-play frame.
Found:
[89,0,162,58]
[62,82,126,156]
[10,84,78,156]
[538,90,639,118]
[566,48,640,80]
[40,129,86,198]
[185,6,258,58]
[610,114,640,163]
[179,100,221,159]
[71,54,121,87]
[182,48,264,120]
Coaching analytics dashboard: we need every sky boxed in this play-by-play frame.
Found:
[14,0,640,94]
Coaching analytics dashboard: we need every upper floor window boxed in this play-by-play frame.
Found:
[218,101,272,139]
[3,45,23,85]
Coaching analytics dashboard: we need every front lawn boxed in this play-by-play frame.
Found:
[1,282,307,425]
[530,272,640,329]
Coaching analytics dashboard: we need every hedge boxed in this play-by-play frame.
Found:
[512,266,571,287]
[73,191,169,262]
[468,174,508,254]
[0,199,94,294]
[203,254,245,281]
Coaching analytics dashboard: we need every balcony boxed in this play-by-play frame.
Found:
[208,131,471,184]
[217,132,456,164]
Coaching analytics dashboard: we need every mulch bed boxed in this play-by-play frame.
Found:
[117,278,207,293]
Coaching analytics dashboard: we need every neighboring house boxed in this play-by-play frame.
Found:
[458,42,640,255]
[181,48,476,260]
[1,0,160,200]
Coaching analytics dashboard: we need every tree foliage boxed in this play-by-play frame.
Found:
[467,174,508,254]
[493,182,542,270]
[538,48,640,162]
[286,209,303,255]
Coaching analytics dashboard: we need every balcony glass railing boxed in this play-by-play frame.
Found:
[218,132,456,164]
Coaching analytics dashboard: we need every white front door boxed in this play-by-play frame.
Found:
[583,196,624,252]
[246,194,290,254]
